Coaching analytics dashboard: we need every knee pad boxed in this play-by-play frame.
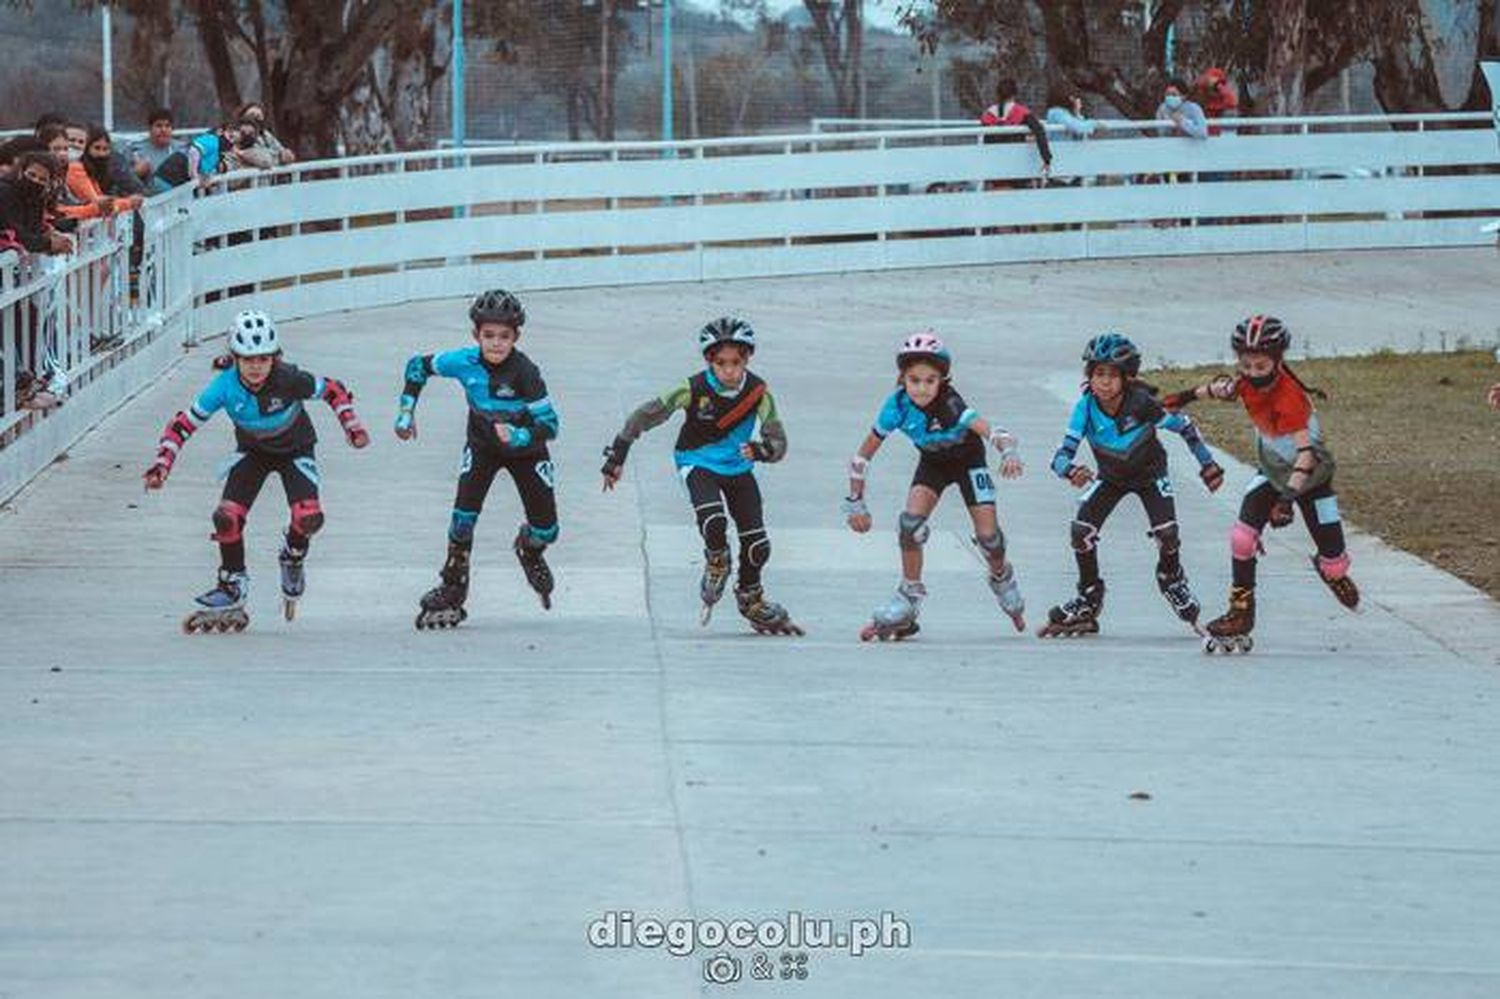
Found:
[739,527,770,568]
[1230,521,1261,560]
[1317,551,1351,579]
[694,500,728,541]
[1070,520,1099,554]
[448,508,479,545]
[210,500,249,544]
[290,498,324,538]
[1148,520,1180,556]
[975,530,1006,570]
[898,512,930,551]
[519,521,558,550]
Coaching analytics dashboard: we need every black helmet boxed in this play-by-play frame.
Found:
[697,316,756,357]
[469,289,526,328]
[1232,314,1290,355]
[1082,331,1141,378]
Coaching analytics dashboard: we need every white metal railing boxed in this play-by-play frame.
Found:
[810,112,1495,134]
[183,112,1499,334]
[2,216,132,430]
[0,188,195,498]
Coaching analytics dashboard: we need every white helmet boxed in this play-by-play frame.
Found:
[229,309,280,357]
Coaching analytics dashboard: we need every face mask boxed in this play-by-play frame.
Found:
[1245,369,1279,390]
[1164,95,1184,111]
[66,148,83,162]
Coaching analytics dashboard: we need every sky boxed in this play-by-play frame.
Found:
[757,1,908,31]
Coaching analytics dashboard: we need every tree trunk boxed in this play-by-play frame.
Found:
[599,0,615,141]
[272,0,417,158]
[192,0,242,119]
[804,0,862,117]
[1262,0,1308,115]
[337,2,451,154]
[1370,0,1446,112]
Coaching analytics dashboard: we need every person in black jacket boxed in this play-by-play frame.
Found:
[0,152,72,255]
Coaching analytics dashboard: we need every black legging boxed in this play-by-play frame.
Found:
[1072,476,1181,586]
[218,448,320,572]
[1233,478,1347,589]
[685,466,768,588]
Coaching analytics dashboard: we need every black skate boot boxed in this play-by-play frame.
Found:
[1203,585,1255,654]
[513,527,554,610]
[735,583,804,637]
[278,533,307,621]
[1156,565,1202,634]
[699,548,732,626]
[1312,555,1360,610]
[1038,579,1105,638]
[183,569,250,634]
[416,545,470,630]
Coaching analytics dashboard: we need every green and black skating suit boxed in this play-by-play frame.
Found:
[611,367,786,589]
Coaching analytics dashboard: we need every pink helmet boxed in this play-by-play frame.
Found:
[897,331,952,376]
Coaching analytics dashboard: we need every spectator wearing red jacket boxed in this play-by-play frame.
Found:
[979,78,1053,180]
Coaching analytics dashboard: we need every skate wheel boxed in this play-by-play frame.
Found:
[283,599,297,622]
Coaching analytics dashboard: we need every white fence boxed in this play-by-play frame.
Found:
[1,190,194,499]
[185,112,1499,335]
[2,112,1497,499]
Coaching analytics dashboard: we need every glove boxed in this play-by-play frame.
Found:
[1161,389,1196,412]
[1065,464,1095,488]
[1199,461,1224,492]
[1269,497,1294,528]
[496,423,532,450]
[743,441,772,462]
[840,495,869,519]
[1208,374,1238,400]
[601,436,631,490]
[339,409,369,449]
[143,451,174,490]
[601,436,631,477]
[394,404,416,440]
[841,495,872,533]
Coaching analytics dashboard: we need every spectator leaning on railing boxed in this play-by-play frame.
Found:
[150,120,253,192]
[1156,78,1210,140]
[35,125,98,223]
[0,151,73,411]
[130,107,184,183]
[1195,67,1239,136]
[980,78,1053,180]
[0,136,46,180]
[228,102,295,170]
[0,151,72,256]
[69,126,145,218]
[1044,85,1104,140]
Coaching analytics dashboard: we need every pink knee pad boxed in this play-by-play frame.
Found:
[1230,521,1261,560]
[1317,552,1351,579]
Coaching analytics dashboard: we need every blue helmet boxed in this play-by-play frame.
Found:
[1082,332,1141,378]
